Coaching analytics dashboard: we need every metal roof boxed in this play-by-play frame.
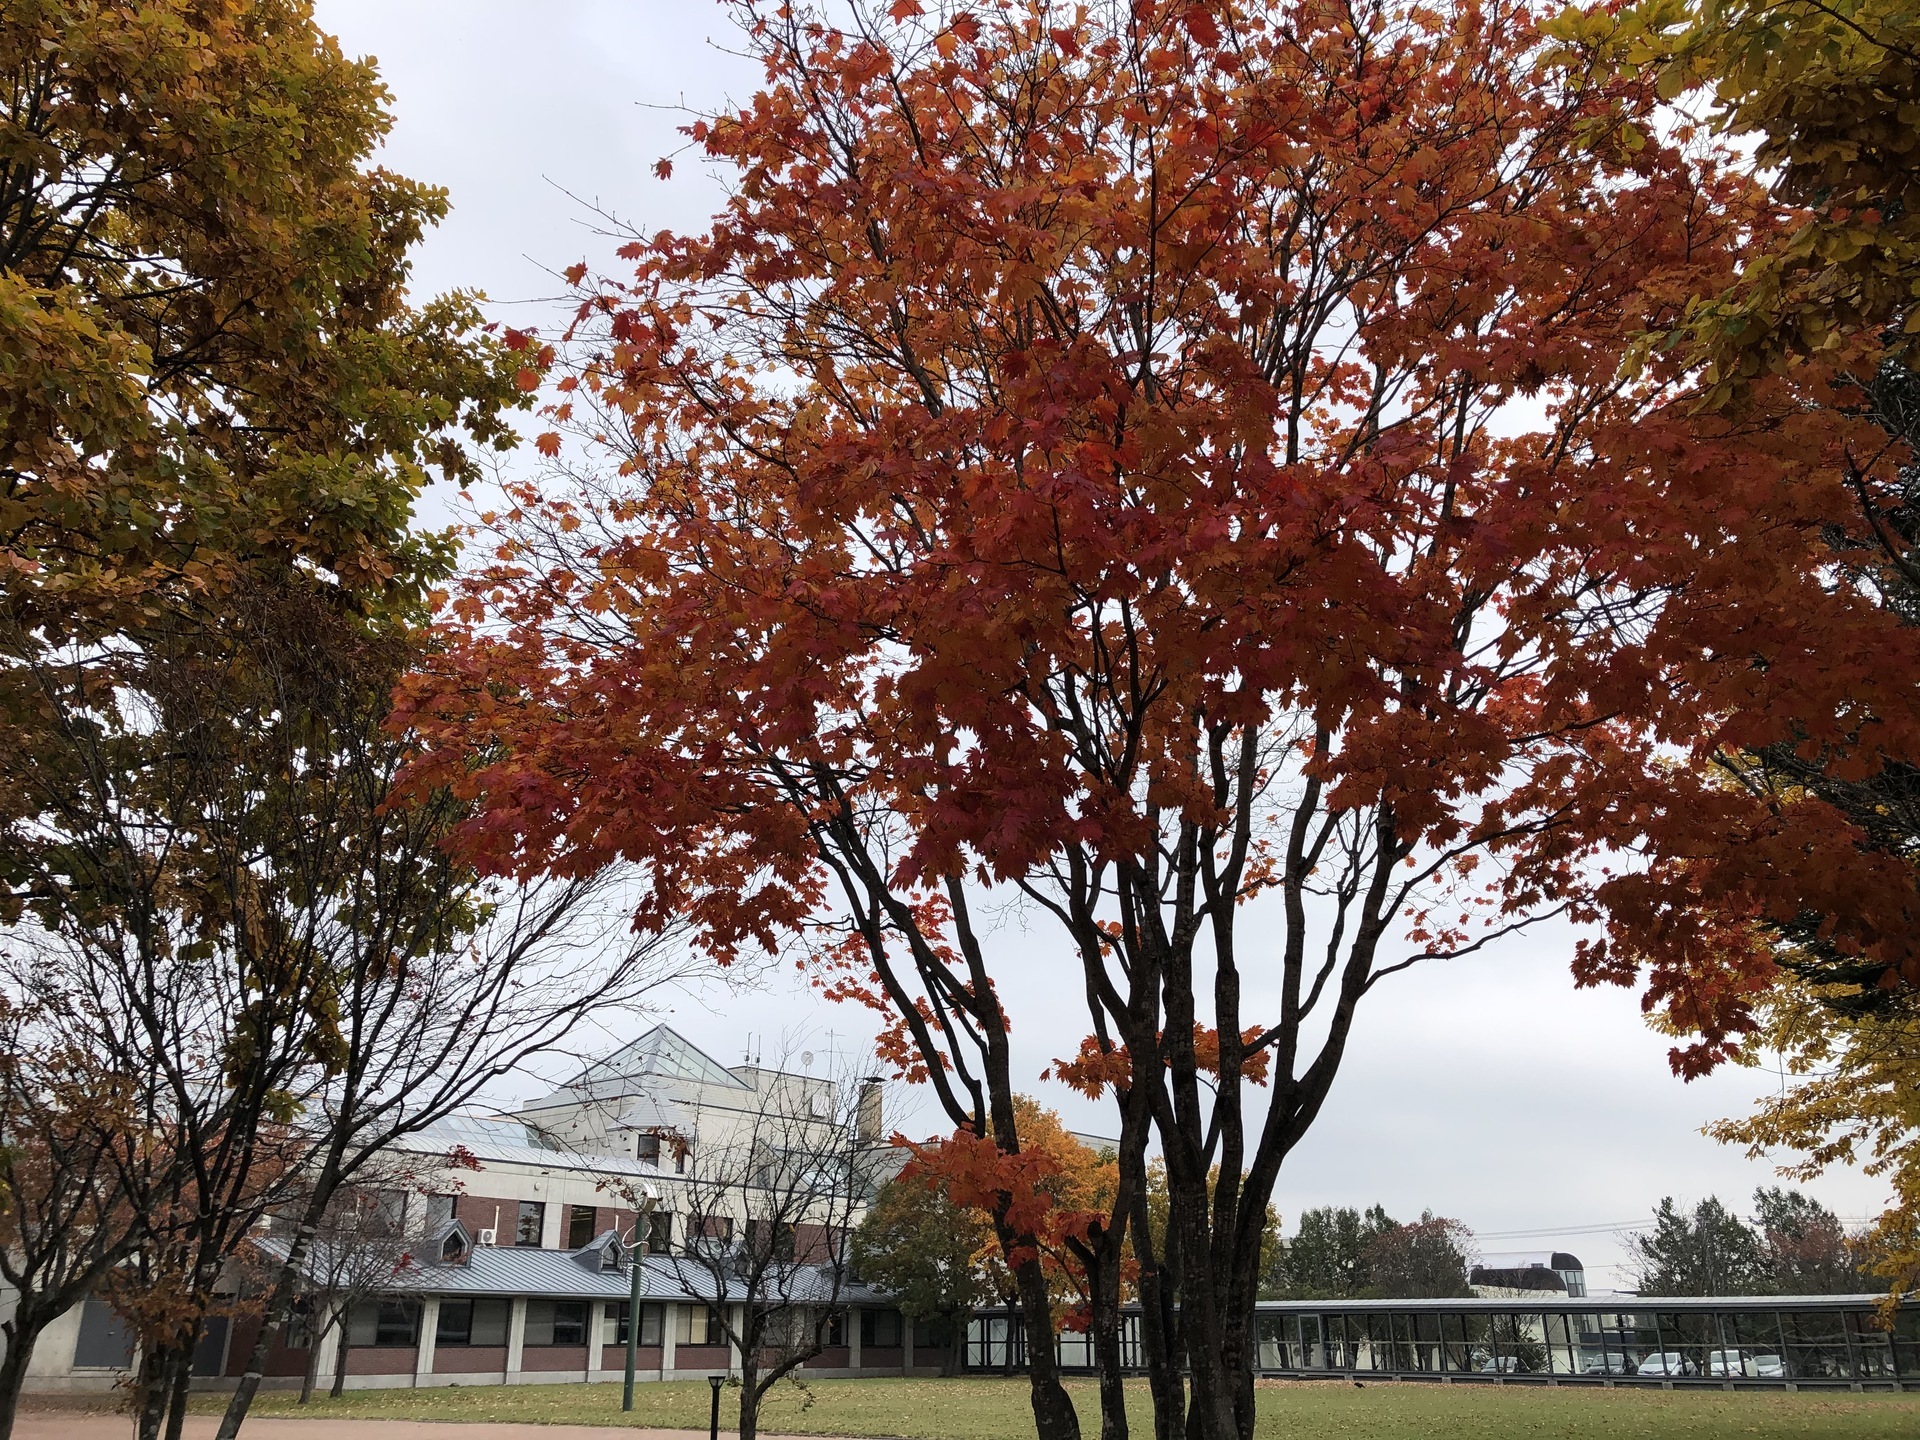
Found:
[404,1250,892,1305]
[392,1112,669,1180]
[1249,1294,1894,1314]
[556,1025,753,1098]
[263,1234,892,1306]
[971,1294,1894,1317]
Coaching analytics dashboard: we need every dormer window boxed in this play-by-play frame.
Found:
[429,1219,474,1267]
[636,1134,661,1166]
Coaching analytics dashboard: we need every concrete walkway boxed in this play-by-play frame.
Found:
[14,1416,852,1440]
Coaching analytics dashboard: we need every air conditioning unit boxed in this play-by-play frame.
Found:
[476,1228,498,1246]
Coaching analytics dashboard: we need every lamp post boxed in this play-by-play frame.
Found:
[621,1236,645,1412]
[708,1373,724,1440]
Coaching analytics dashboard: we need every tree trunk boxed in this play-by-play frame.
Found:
[0,1310,48,1440]
[330,1307,351,1399]
[217,1206,324,1439]
[162,1349,192,1440]
[1006,1246,1079,1440]
[738,1353,759,1440]
[1088,1237,1128,1440]
[133,1345,182,1440]
[299,1325,319,1405]
[1166,1172,1233,1440]
[1129,1182,1184,1440]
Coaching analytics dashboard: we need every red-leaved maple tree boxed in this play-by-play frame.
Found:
[400,4,1917,1439]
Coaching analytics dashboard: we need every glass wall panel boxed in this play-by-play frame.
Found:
[1441,1312,1486,1373]
[1481,1313,1547,1374]
[1782,1311,1850,1381]
[1353,1315,1388,1372]
[1845,1312,1894,1381]
[1256,1315,1286,1371]
[1891,1309,1920,1379]
[1712,1311,1786,1379]
[1321,1315,1349,1370]
[1542,1312,1579,1375]
[1652,1311,1713,1378]
[1297,1314,1325,1370]
[1386,1313,1416,1373]
[1413,1313,1443,1374]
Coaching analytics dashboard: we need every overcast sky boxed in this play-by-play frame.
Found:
[313,1,1886,1288]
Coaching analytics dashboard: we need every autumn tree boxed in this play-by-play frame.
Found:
[0,0,519,651]
[402,5,1869,1439]
[1713,989,1912,1295]
[850,1170,995,1375]
[284,1181,446,1404]
[1361,1213,1475,1299]
[1751,1187,1871,1295]
[0,8,631,1439]
[1568,0,1920,390]
[0,997,149,1440]
[1552,0,1920,1303]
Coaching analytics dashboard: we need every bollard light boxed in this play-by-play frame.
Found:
[708,1372,725,1440]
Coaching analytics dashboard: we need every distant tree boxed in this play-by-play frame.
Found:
[850,1171,994,1375]
[288,1181,444,1404]
[1751,1188,1869,1295]
[1632,1197,1768,1296]
[1272,1207,1397,1299]
[0,998,149,1440]
[1362,1213,1476,1299]
[921,1097,1125,1421]
[655,1062,884,1440]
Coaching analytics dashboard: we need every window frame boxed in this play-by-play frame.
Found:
[566,1203,598,1249]
[515,1199,547,1248]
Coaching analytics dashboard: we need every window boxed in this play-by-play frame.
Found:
[677,1305,726,1346]
[436,1298,510,1347]
[285,1299,314,1351]
[372,1189,408,1234]
[606,1302,665,1347]
[516,1200,546,1247]
[348,1300,421,1348]
[643,1211,673,1254]
[524,1300,589,1347]
[440,1229,468,1264]
[636,1134,662,1166]
[861,1309,903,1349]
[425,1194,457,1228]
[567,1204,598,1249]
[748,1219,795,1261]
[823,1310,846,1348]
[675,1141,690,1175]
[685,1214,732,1252]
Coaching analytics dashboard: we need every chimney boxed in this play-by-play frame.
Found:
[855,1077,883,1142]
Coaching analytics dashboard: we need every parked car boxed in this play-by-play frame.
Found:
[1633,1351,1695,1377]
[1580,1353,1636,1376]
[1706,1349,1785,1379]
[1476,1355,1529,1373]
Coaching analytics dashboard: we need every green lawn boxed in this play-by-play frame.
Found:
[210,1375,1920,1440]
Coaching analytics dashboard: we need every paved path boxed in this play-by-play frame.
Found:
[15,1415,851,1440]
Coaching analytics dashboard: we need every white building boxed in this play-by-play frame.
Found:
[9,1026,927,1393]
